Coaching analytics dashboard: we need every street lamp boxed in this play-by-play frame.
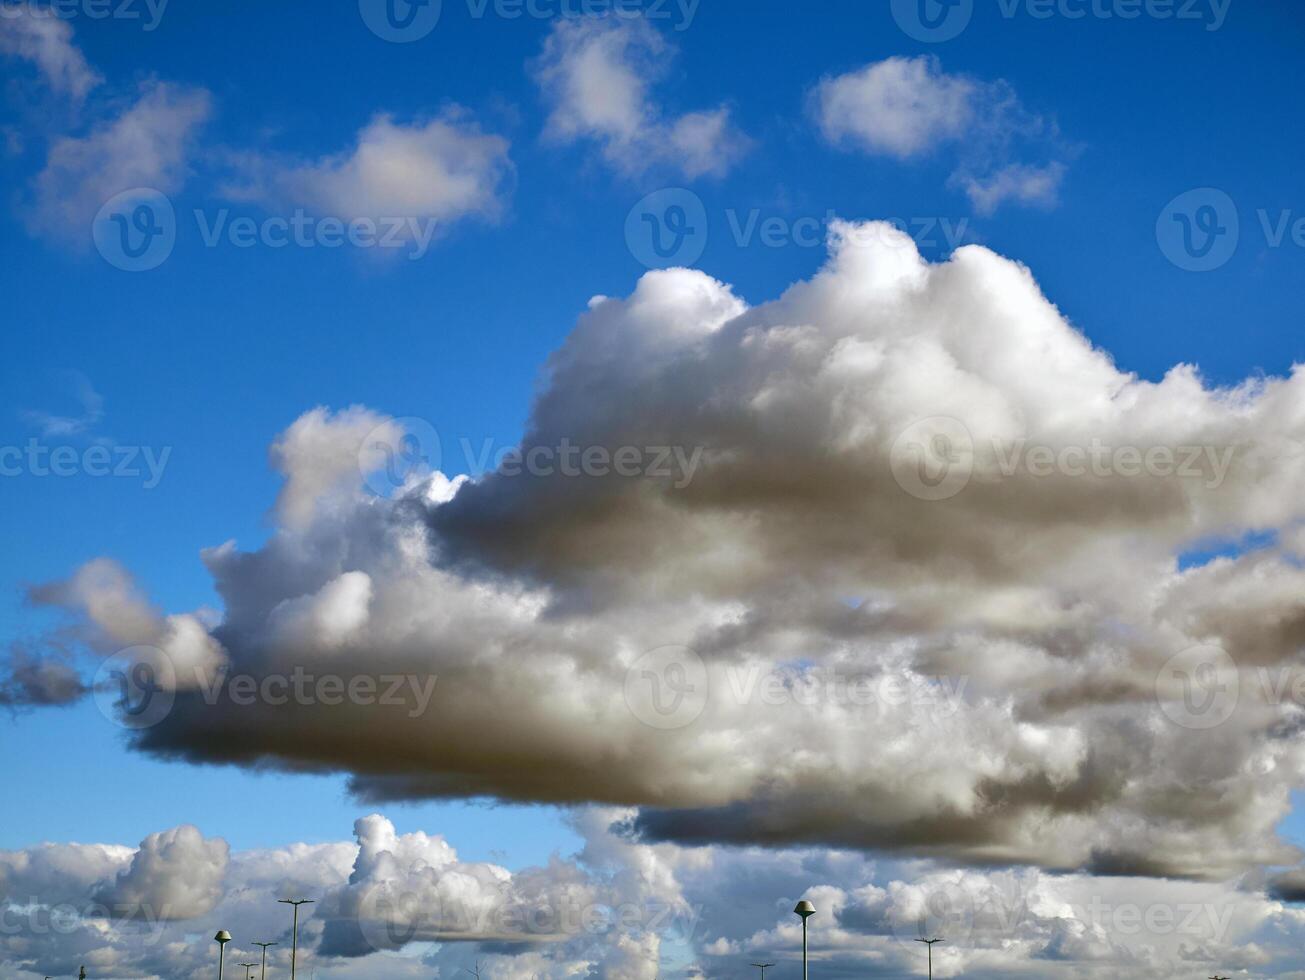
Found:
[215,931,233,980]
[278,898,314,980]
[915,937,944,980]
[793,901,815,980]
[749,961,775,980]
[254,940,278,980]
[240,963,258,980]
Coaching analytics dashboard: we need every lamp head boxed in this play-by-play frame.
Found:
[793,900,816,918]
[215,930,233,944]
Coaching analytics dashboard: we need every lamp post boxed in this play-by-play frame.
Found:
[254,941,278,980]
[749,961,774,980]
[278,898,314,980]
[915,937,944,980]
[215,931,232,980]
[793,901,815,980]
[240,964,258,980]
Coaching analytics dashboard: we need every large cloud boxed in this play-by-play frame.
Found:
[30,220,1305,882]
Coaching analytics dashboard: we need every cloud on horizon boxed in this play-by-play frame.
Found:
[2,811,1304,978]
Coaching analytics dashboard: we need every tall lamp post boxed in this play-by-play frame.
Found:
[915,937,943,980]
[214,931,232,980]
[278,898,314,980]
[240,963,258,980]
[793,901,815,980]
[749,961,774,980]
[254,940,278,980]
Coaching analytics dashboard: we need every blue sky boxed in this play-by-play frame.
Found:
[4,2,1305,977]
[0,0,1300,884]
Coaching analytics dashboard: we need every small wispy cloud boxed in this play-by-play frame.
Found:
[23,371,105,438]
[812,55,1071,214]
[26,79,211,240]
[0,6,102,101]
[220,110,514,244]
[532,15,750,180]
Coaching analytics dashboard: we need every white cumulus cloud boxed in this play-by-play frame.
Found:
[813,56,1068,213]
[533,15,750,179]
